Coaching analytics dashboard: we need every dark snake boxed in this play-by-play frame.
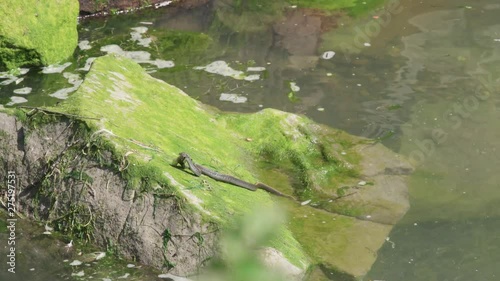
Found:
[173,152,295,200]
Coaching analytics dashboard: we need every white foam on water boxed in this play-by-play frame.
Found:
[42,62,72,74]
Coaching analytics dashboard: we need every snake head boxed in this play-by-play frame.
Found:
[172,152,187,168]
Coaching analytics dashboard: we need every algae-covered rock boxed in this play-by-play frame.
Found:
[0,0,79,70]
[1,54,412,279]
[48,53,309,277]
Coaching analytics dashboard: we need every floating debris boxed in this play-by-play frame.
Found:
[71,270,84,277]
[246,66,266,72]
[317,107,325,111]
[13,87,32,95]
[364,42,371,47]
[7,96,28,105]
[219,93,247,103]
[290,82,300,92]
[69,260,82,266]
[326,72,333,76]
[321,51,336,60]
[0,76,17,86]
[126,263,135,268]
[130,27,152,47]
[101,45,174,69]
[131,26,148,34]
[385,237,396,248]
[148,59,174,69]
[358,181,367,186]
[140,21,153,25]
[49,73,83,100]
[102,44,150,60]
[194,61,244,80]
[42,62,72,74]
[118,273,131,279]
[78,40,92,50]
[301,199,311,206]
[244,74,260,81]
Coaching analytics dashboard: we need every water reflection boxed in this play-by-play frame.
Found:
[366,1,500,280]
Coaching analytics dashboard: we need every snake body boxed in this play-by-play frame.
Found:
[174,152,294,199]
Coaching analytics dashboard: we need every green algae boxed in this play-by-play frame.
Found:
[0,0,78,69]
[221,109,362,200]
[81,27,214,66]
[149,31,214,65]
[0,37,41,69]
[214,0,287,32]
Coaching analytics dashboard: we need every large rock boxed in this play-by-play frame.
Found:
[0,54,412,279]
[0,0,79,69]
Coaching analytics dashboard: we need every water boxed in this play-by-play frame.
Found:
[2,0,500,280]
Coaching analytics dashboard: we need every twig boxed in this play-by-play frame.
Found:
[18,106,101,120]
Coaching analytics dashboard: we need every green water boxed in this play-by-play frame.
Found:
[2,0,500,280]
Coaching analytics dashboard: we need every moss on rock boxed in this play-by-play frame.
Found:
[54,54,308,270]
[0,0,79,69]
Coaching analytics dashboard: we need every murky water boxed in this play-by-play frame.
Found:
[1,0,500,280]
[0,213,163,281]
